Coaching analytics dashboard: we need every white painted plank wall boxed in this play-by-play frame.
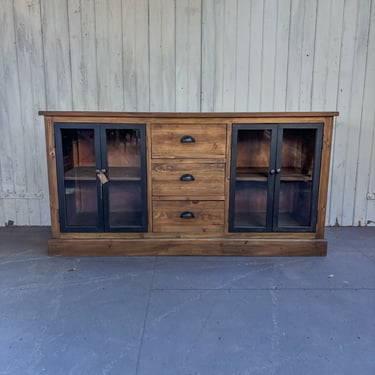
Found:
[176,0,201,111]
[122,0,149,111]
[0,0,374,226]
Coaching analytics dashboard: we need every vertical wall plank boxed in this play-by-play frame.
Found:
[353,1,375,226]
[312,0,331,110]
[261,0,277,111]
[366,122,375,226]
[0,0,26,225]
[286,0,304,110]
[201,0,216,111]
[95,0,123,110]
[220,0,237,111]
[211,0,225,111]
[41,0,72,109]
[134,0,150,111]
[13,0,48,225]
[234,0,251,111]
[299,0,317,110]
[201,0,224,112]
[322,0,344,112]
[0,0,17,225]
[68,0,97,109]
[122,0,149,111]
[341,0,371,225]
[312,0,344,225]
[247,0,264,111]
[362,1,375,226]
[0,4,7,225]
[176,0,201,111]
[149,0,176,111]
[329,0,359,225]
[122,0,137,111]
[312,0,344,111]
[273,0,290,111]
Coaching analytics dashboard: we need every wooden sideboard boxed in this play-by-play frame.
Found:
[39,111,338,256]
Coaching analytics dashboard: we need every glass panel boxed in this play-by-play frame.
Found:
[60,129,97,227]
[278,129,316,227]
[108,182,143,227]
[105,128,143,228]
[233,129,271,228]
[234,181,268,227]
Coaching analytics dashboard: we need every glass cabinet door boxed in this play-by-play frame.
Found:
[229,125,277,231]
[229,123,323,233]
[55,124,102,231]
[273,125,323,231]
[101,125,147,232]
[55,123,147,233]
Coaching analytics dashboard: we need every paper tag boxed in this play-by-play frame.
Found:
[97,171,108,184]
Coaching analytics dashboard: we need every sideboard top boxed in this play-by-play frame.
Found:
[39,111,339,118]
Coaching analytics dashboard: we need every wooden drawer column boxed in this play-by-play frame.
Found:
[151,123,227,234]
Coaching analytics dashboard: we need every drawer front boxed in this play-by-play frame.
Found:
[153,201,225,233]
[152,162,225,196]
[151,124,226,158]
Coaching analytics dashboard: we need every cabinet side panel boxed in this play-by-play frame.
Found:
[225,123,231,232]
[45,117,60,238]
[147,123,153,232]
[316,117,333,237]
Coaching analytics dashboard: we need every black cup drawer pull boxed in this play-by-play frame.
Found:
[180,174,195,182]
[180,135,196,143]
[180,211,195,219]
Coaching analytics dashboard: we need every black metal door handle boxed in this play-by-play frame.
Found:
[180,135,196,143]
[180,174,195,182]
[180,211,195,219]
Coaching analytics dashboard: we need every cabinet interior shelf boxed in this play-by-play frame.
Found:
[64,166,141,181]
[236,167,312,182]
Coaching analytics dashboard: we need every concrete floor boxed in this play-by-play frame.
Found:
[0,227,374,375]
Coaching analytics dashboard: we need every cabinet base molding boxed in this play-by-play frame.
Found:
[48,238,327,257]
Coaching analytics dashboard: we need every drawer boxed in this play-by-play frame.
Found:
[152,161,225,197]
[153,201,225,233]
[151,124,226,158]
